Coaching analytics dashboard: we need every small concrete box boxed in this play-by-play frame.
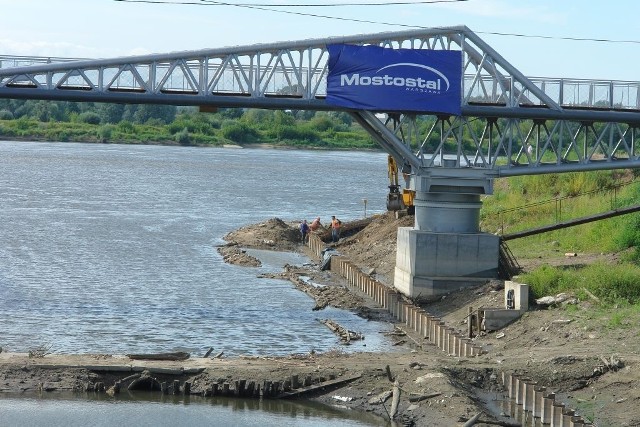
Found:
[504,281,529,312]
[481,281,530,331]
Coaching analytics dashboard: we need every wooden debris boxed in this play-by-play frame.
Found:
[319,319,363,343]
[463,411,484,427]
[126,352,190,361]
[551,319,573,325]
[582,287,601,303]
[385,365,394,382]
[408,392,442,403]
[368,390,393,405]
[278,374,361,398]
[383,330,406,337]
[203,347,214,358]
[389,379,400,419]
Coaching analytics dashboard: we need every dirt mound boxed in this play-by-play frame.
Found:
[337,212,414,284]
[222,217,301,251]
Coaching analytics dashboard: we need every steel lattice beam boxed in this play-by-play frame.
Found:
[1,26,640,177]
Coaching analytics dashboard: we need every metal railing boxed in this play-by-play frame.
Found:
[494,177,639,235]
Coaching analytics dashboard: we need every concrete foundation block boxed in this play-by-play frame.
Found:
[394,228,500,300]
[562,410,575,426]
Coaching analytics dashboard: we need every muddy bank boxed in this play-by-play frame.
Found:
[4,213,640,426]
[0,345,495,426]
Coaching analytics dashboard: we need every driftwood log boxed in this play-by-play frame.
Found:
[126,352,190,361]
[319,319,363,343]
[389,379,400,419]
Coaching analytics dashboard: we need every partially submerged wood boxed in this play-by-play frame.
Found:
[319,319,363,343]
[278,374,361,398]
[126,352,190,361]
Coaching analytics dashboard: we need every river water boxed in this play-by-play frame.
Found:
[0,140,394,425]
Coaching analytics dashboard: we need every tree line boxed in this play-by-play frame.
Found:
[0,99,377,149]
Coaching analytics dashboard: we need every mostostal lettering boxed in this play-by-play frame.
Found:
[340,73,442,91]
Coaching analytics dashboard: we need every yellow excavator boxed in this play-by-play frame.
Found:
[386,155,415,214]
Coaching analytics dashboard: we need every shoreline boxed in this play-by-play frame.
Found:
[4,214,640,426]
[0,215,492,426]
[0,136,384,153]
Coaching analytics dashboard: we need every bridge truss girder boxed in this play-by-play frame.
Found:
[2,26,640,179]
[378,113,640,179]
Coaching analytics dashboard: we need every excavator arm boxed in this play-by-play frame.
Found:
[386,155,415,213]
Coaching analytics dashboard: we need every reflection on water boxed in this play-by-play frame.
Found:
[0,391,388,427]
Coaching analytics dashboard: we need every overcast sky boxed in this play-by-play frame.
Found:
[0,0,637,82]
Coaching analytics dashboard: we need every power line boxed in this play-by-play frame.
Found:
[114,0,428,27]
[476,30,640,45]
[114,0,470,6]
[113,0,640,45]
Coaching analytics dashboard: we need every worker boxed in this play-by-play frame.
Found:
[309,217,322,232]
[299,219,310,243]
[330,215,341,243]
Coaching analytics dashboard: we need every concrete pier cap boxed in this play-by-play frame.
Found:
[394,170,499,301]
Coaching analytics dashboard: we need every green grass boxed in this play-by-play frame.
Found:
[520,261,640,304]
[490,171,640,325]
[483,171,640,254]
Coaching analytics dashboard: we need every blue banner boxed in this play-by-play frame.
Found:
[326,44,462,115]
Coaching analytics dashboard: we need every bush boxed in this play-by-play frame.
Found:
[117,121,135,134]
[77,111,101,125]
[0,109,14,120]
[97,125,115,143]
[44,128,70,142]
[175,127,191,145]
[221,122,260,143]
[0,124,14,136]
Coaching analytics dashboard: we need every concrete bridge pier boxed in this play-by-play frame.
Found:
[394,172,500,300]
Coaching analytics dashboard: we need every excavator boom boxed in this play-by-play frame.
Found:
[386,155,414,213]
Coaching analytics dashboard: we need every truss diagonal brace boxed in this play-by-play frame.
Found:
[461,30,562,111]
[353,111,422,170]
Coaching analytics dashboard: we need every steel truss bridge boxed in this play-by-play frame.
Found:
[1,25,640,182]
[2,25,640,297]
